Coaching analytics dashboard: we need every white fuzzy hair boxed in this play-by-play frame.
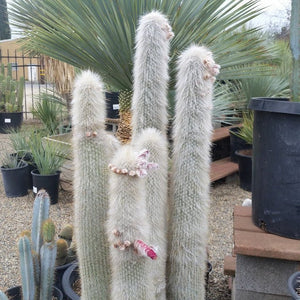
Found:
[107,145,155,300]
[167,45,218,299]
[72,70,106,132]
[131,11,173,138]
[134,128,169,299]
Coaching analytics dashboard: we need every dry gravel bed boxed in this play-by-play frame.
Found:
[0,132,251,299]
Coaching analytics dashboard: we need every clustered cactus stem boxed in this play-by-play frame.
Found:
[72,10,219,300]
[167,46,220,299]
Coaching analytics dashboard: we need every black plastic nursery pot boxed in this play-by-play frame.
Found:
[55,261,77,294]
[5,285,63,300]
[62,262,80,300]
[229,127,252,162]
[105,92,119,119]
[288,271,300,299]
[31,169,61,205]
[11,152,35,190]
[0,112,23,134]
[1,162,29,197]
[249,97,300,239]
[235,149,252,192]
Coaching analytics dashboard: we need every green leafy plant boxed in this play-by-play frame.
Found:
[0,150,25,169]
[29,133,67,175]
[0,63,24,112]
[232,112,254,145]
[7,129,33,158]
[32,92,68,135]
[10,0,270,90]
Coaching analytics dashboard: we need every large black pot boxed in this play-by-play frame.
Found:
[5,285,63,300]
[288,271,300,299]
[235,149,252,192]
[249,97,300,239]
[105,92,119,119]
[229,127,252,162]
[0,112,23,134]
[1,161,29,197]
[31,169,61,204]
[62,262,80,300]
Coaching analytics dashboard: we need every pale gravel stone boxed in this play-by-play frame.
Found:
[0,132,251,299]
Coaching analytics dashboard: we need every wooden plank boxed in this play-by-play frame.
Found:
[211,124,241,143]
[224,255,236,276]
[234,229,300,261]
[210,157,239,182]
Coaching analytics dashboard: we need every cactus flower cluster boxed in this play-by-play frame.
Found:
[72,10,220,300]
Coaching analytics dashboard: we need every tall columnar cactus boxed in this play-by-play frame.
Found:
[167,45,220,299]
[131,13,172,299]
[72,10,219,300]
[131,11,173,138]
[134,128,169,299]
[31,189,50,255]
[290,0,300,102]
[107,145,157,300]
[72,70,120,300]
[17,190,57,300]
[18,235,35,300]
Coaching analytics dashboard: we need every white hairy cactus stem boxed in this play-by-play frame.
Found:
[107,145,156,300]
[167,45,219,299]
[72,70,119,300]
[131,11,173,138]
[135,128,169,300]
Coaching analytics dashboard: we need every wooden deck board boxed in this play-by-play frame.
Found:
[210,157,238,182]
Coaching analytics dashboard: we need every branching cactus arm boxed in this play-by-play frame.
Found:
[134,128,168,299]
[167,45,220,300]
[72,70,120,300]
[131,11,173,138]
[107,145,156,300]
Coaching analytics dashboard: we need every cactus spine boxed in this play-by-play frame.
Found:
[72,70,120,299]
[167,45,220,299]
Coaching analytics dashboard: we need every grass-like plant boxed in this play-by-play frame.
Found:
[29,133,67,175]
[233,112,254,145]
[8,129,32,159]
[0,149,25,169]
[32,93,67,135]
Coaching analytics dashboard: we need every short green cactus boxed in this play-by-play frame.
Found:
[58,224,73,241]
[56,238,68,266]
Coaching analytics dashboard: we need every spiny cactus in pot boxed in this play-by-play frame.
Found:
[72,10,219,300]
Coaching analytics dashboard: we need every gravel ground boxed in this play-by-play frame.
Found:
[0,131,251,298]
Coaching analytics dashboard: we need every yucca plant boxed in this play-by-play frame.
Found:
[32,93,68,135]
[9,0,269,92]
[29,133,67,175]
